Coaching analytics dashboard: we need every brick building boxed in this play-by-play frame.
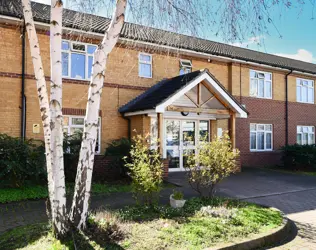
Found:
[1,0,316,174]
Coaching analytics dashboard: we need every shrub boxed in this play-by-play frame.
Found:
[0,134,46,187]
[281,144,316,170]
[124,134,163,205]
[63,132,82,182]
[185,134,239,198]
[172,190,184,200]
[104,138,131,178]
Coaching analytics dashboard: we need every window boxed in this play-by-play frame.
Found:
[296,78,314,104]
[63,116,101,153]
[250,123,273,151]
[62,41,97,80]
[179,59,192,75]
[139,53,152,78]
[297,126,315,145]
[250,70,272,99]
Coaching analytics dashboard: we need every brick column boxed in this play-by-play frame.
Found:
[162,158,169,179]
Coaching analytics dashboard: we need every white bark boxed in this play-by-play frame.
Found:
[70,0,127,230]
[50,0,67,235]
[21,0,54,221]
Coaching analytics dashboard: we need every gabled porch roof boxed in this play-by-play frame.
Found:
[119,69,248,118]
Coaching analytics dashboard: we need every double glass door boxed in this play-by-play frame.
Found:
[165,119,209,171]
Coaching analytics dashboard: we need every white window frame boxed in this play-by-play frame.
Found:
[138,52,152,78]
[179,59,192,75]
[63,115,101,154]
[296,78,314,104]
[250,123,273,152]
[249,69,272,99]
[297,125,315,145]
[62,40,97,81]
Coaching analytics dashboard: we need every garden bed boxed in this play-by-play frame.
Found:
[0,197,283,250]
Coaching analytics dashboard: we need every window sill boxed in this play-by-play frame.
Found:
[249,95,273,100]
[138,75,153,79]
[62,76,90,82]
[296,101,314,105]
[250,149,273,152]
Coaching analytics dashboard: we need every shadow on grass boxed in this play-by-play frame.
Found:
[0,222,124,250]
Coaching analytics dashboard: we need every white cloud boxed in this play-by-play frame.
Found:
[276,49,315,63]
[230,35,265,48]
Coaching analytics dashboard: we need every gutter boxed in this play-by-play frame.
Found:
[1,15,316,78]
[21,21,26,140]
[285,70,293,146]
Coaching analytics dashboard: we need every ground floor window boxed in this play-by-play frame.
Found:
[297,126,315,145]
[63,116,101,153]
[250,123,273,151]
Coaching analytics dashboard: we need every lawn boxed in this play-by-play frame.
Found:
[0,197,283,250]
[0,182,131,204]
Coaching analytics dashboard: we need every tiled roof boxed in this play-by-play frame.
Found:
[1,0,316,75]
[119,69,248,114]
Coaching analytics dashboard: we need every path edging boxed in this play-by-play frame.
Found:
[209,208,292,250]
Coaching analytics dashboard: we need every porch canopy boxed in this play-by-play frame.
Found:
[119,69,248,152]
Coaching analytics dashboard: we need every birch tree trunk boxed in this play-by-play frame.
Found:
[21,0,54,223]
[50,0,68,236]
[70,0,127,230]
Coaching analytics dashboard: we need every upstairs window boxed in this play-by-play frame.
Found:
[250,70,272,99]
[139,53,152,78]
[250,123,273,151]
[296,78,314,104]
[62,41,97,80]
[63,116,101,153]
[297,126,315,145]
[179,59,192,75]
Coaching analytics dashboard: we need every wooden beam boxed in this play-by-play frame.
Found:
[184,93,198,107]
[157,113,164,157]
[167,105,230,115]
[230,112,236,149]
[201,95,215,107]
[201,81,230,109]
[197,83,201,107]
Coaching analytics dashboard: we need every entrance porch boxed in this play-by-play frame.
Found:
[119,69,248,173]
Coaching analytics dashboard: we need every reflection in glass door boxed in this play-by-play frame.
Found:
[165,120,180,169]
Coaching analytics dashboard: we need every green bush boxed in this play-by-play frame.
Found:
[185,134,239,197]
[124,134,163,205]
[104,138,131,178]
[0,134,46,187]
[281,144,316,170]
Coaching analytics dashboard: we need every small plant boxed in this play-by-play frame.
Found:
[185,133,239,198]
[124,134,163,205]
[197,206,238,219]
[172,190,184,200]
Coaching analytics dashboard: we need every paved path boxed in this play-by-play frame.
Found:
[1,167,316,249]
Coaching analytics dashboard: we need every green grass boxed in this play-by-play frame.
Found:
[267,166,316,176]
[0,182,175,204]
[0,183,132,204]
[0,197,283,250]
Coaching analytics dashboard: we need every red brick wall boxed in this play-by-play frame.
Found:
[236,96,285,166]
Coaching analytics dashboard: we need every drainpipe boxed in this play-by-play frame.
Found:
[21,21,26,140]
[285,69,293,146]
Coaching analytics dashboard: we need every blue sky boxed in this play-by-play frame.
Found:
[33,0,316,63]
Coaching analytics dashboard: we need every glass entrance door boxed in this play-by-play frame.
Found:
[165,119,209,171]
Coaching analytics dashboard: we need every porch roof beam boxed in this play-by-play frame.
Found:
[167,105,230,115]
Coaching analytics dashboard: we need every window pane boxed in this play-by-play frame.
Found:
[72,43,85,51]
[266,133,272,149]
[296,86,301,101]
[72,117,84,125]
[309,134,314,145]
[250,79,257,96]
[257,124,264,130]
[250,132,256,150]
[250,70,256,78]
[139,63,151,77]
[297,134,302,145]
[199,121,209,141]
[265,81,272,98]
[88,56,93,79]
[183,121,195,146]
[62,41,69,50]
[71,53,85,79]
[308,88,314,103]
[265,73,271,80]
[62,52,69,76]
[167,149,180,169]
[250,124,256,131]
[303,126,308,133]
[139,54,151,62]
[70,127,83,135]
[63,116,69,126]
[257,132,264,150]
[165,120,180,146]
[87,45,96,54]
[303,133,308,145]
[265,125,272,131]
[302,86,307,102]
[297,126,302,133]
[258,79,264,97]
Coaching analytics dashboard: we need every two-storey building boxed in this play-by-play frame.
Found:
[1,0,316,174]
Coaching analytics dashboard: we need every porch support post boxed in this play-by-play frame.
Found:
[210,120,217,141]
[230,112,236,149]
[157,112,164,158]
